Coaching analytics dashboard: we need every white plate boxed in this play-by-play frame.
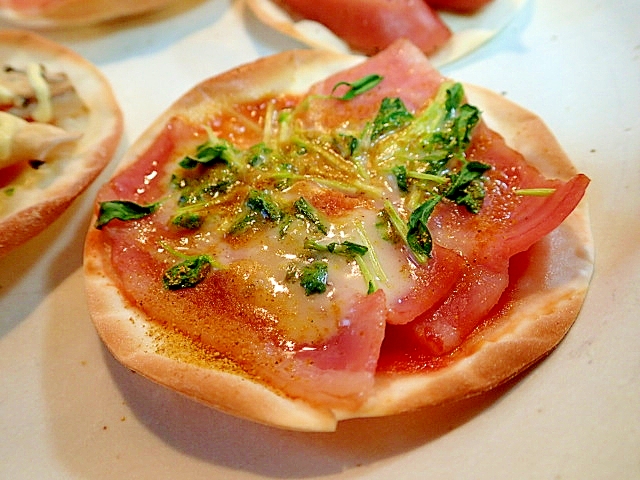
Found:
[1,0,639,478]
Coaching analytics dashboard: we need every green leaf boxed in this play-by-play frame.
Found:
[371,97,414,141]
[162,255,212,290]
[451,180,486,214]
[246,142,273,167]
[172,167,237,209]
[299,261,328,295]
[227,190,284,236]
[392,165,409,192]
[305,239,368,258]
[333,134,359,159]
[305,238,375,294]
[445,160,491,213]
[406,195,441,259]
[294,197,327,234]
[445,81,465,112]
[227,213,257,236]
[383,200,426,264]
[450,103,481,150]
[331,74,383,100]
[378,82,480,171]
[328,240,368,257]
[179,139,239,169]
[171,212,204,230]
[246,189,283,221]
[95,200,159,229]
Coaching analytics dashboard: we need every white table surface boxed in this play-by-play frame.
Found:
[1,0,639,478]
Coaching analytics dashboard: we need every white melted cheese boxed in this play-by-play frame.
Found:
[26,62,53,123]
[0,111,22,163]
[0,111,79,169]
[172,202,416,344]
[0,84,14,104]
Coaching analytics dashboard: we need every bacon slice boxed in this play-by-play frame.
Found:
[426,0,493,13]
[385,245,465,325]
[277,0,452,55]
[275,290,387,407]
[303,39,445,131]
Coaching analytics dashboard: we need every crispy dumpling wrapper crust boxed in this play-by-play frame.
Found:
[84,48,593,432]
[0,0,178,29]
[0,30,123,258]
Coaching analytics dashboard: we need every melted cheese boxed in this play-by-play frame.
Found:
[0,111,79,169]
[0,111,22,163]
[140,126,422,346]
[26,62,53,123]
[0,84,14,104]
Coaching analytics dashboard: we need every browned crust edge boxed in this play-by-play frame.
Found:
[83,49,593,432]
[0,29,123,259]
[0,0,176,28]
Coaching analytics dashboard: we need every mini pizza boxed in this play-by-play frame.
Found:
[0,30,122,258]
[84,39,593,432]
[245,0,527,65]
[0,0,178,29]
